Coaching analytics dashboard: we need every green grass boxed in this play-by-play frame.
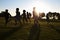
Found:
[0,17,60,40]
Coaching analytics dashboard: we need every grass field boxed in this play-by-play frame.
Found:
[0,17,60,40]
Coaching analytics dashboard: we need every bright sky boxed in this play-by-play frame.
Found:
[0,0,60,16]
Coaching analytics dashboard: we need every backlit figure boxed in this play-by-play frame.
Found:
[33,7,38,23]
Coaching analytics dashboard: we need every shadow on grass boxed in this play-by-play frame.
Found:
[0,25,22,40]
[28,23,40,40]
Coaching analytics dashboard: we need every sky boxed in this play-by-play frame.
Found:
[0,0,60,16]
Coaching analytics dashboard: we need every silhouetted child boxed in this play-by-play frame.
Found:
[15,8,21,25]
[27,12,31,22]
[4,9,11,25]
[22,10,27,23]
[29,12,31,18]
[46,12,51,24]
[27,12,29,22]
[46,13,49,22]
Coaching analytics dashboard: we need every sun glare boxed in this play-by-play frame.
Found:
[32,1,51,15]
